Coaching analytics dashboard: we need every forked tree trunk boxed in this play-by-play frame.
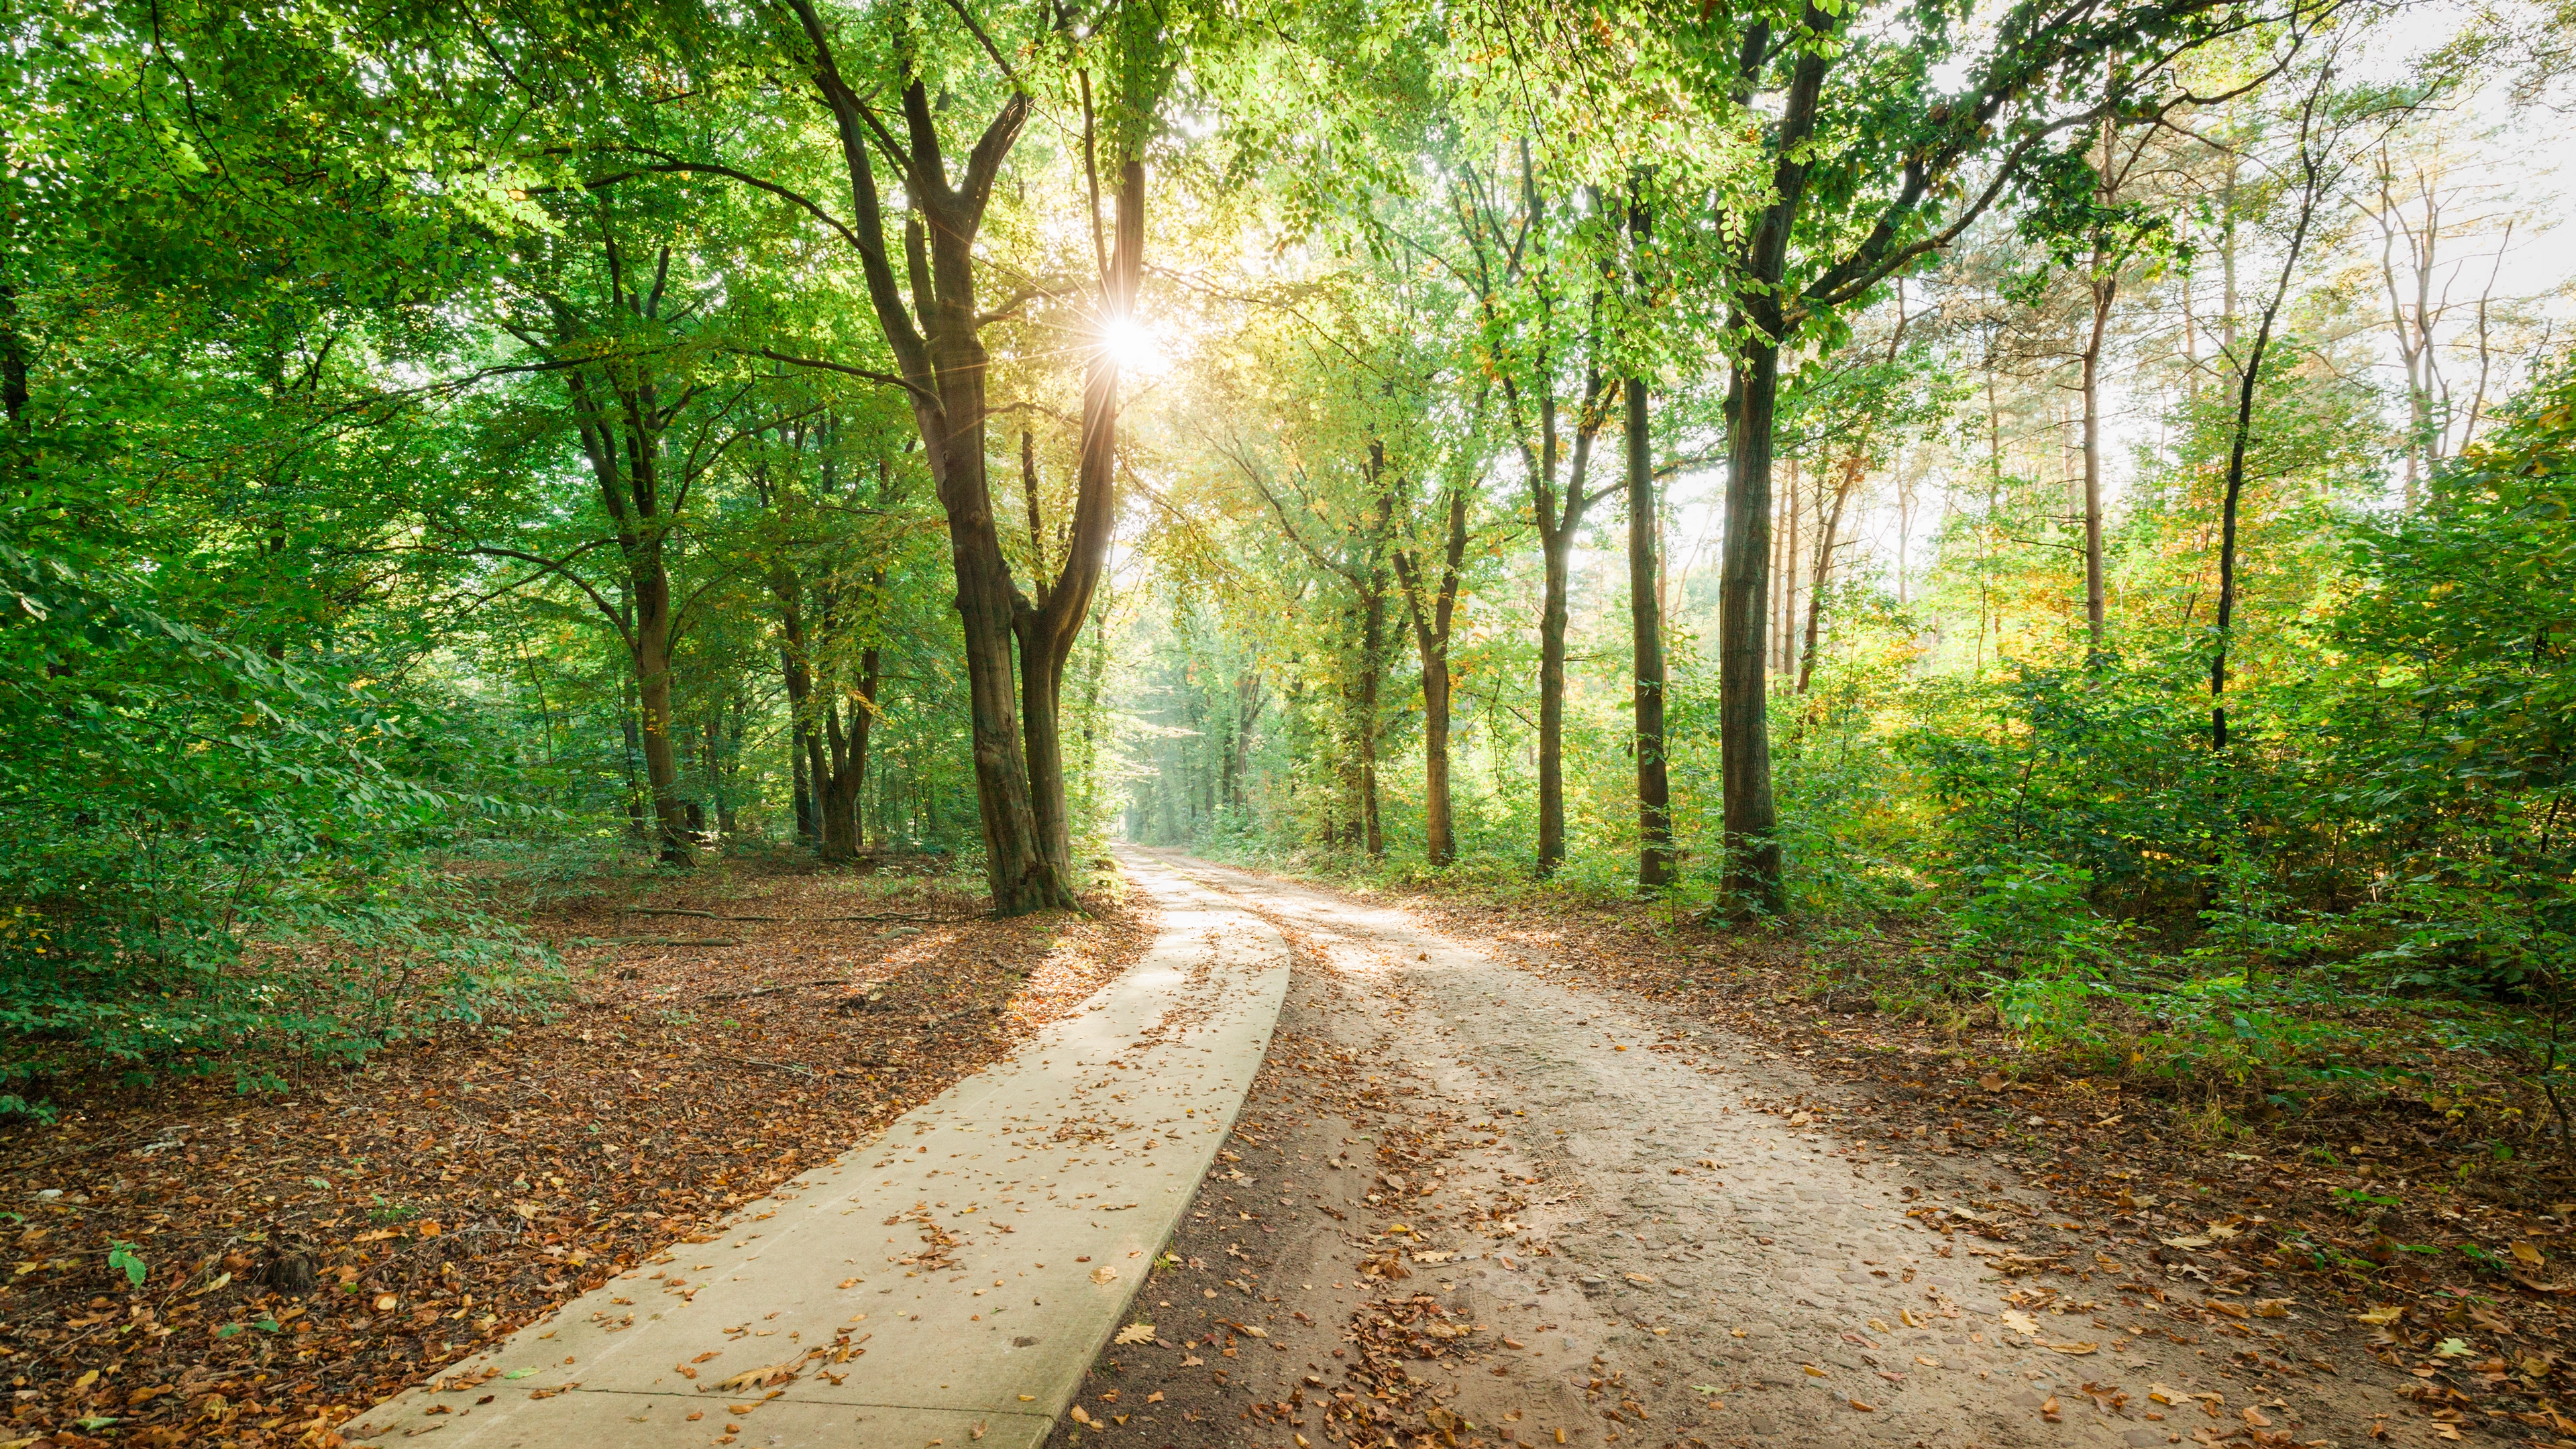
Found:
[1396,483,1468,867]
[557,307,694,867]
[1017,157,1142,892]
[1529,392,1604,879]
[791,3,1063,912]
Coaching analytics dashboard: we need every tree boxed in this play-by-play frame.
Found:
[1642,0,2324,913]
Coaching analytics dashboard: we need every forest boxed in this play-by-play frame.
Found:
[3,0,2575,1192]
[8,0,2576,1440]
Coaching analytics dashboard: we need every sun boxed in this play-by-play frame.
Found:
[1098,315,1161,372]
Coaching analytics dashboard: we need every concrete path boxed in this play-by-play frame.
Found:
[346,850,1286,1449]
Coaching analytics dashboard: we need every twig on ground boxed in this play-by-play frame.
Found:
[704,979,853,1003]
[620,908,786,922]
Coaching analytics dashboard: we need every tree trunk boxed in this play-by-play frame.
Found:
[1715,24,1832,917]
[818,700,861,861]
[1397,483,1468,867]
[1629,375,1673,889]
[1780,458,1801,676]
[1720,345,1785,914]
[2080,260,2114,662]
[1358,576,1385,861]
[2212,86,2330,750]
[629,562,694,866]
[1798,451,1860,695]
[620,669,648,842]
[791,731,814,845]
[791,13,1063,912]
[1016,156,1142,895]
[1536,514,1572,876]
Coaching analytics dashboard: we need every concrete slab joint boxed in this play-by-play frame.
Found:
[346,849,1289,1449]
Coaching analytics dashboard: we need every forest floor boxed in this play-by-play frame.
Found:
[0,851,1156,1449]
[1049,852,2576,1449]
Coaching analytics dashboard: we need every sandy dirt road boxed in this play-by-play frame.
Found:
[1052,849,2400,1449]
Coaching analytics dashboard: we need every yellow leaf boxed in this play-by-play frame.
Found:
[2048,1342,2098,1354]
[1113,1323,1156,1345]
[2512,1240,2545,1266]
[2355,1305,2405,1326]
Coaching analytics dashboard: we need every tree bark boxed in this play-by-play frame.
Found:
[2080,249,2114,662]
[1629,375,1673,888]
[1015,152,1142,893]
[790,2,1064,911]
[1799,451,1860,695]
[564,357,694,868]
[1532,390,1605,878]
[1396,482,1469,867]
[1715,16,1833,916]
[1721,347,1785,914]
[1358,573,1386,860]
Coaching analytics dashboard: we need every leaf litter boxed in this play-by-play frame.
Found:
[0,854,1152,1448]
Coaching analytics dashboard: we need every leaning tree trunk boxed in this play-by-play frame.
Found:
[1018,158,1142,893]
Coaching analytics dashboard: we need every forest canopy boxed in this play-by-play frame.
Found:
[2,0,2571,1112]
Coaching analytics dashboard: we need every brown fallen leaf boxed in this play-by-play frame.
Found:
[1849,1398,1876,1411]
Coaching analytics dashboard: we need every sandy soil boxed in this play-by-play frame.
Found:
[1047,851,2405,1449]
